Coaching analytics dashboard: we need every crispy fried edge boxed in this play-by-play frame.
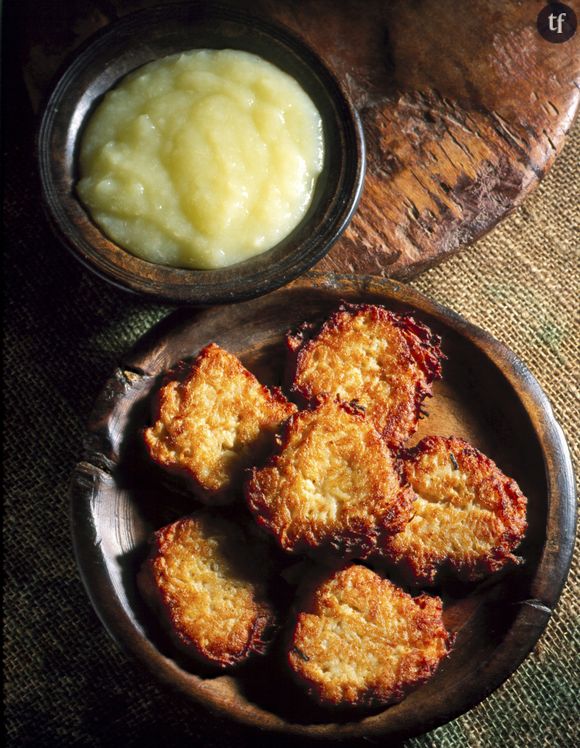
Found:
[137,513,276,668]
[285,303,444,447]
[287,564,454,708]
[143,343,296,503]
[385,435,528,584]
[245,397,414,558]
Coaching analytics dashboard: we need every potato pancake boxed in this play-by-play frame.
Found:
[384,436,527,583]
[245,398,413,557]
[144,343,296,503]
[286,303,443,448]
[288,564,453,707]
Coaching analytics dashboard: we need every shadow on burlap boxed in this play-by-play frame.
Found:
[3,68,578,748]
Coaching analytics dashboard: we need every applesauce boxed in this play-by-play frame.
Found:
[76,49,324,270]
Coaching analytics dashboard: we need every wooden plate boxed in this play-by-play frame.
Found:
[70,274,576,741]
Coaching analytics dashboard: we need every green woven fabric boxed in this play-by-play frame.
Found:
[4,72,578,748]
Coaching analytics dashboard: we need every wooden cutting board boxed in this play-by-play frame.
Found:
[20,0,579,280]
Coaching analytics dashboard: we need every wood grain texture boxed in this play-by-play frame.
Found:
[23,0,580,279]
[70,273,576,740]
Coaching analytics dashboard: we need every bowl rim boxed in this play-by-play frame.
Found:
[38,2,366,305]
[70,272,577,740]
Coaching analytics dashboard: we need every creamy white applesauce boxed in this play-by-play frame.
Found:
[77,49,324,269]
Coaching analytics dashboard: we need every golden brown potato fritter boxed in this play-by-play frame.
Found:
[288,564,453,708]
[286,303,443,448]
[245,398,413,558]
[384,436,528,584]
[144,343,296,503]
[138,512,275,668]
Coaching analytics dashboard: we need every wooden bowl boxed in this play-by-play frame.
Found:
[70,274,576,741]
[38,4,364,305]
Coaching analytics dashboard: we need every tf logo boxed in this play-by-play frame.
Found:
[537,3,577,43]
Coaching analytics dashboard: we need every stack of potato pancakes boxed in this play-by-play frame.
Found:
[139,303,527,709]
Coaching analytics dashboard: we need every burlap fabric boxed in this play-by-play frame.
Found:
[4,61,578,747]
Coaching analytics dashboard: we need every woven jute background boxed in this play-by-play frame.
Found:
[3,49,578,747]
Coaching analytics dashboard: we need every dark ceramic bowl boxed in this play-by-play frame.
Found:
[38,3,365,305]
